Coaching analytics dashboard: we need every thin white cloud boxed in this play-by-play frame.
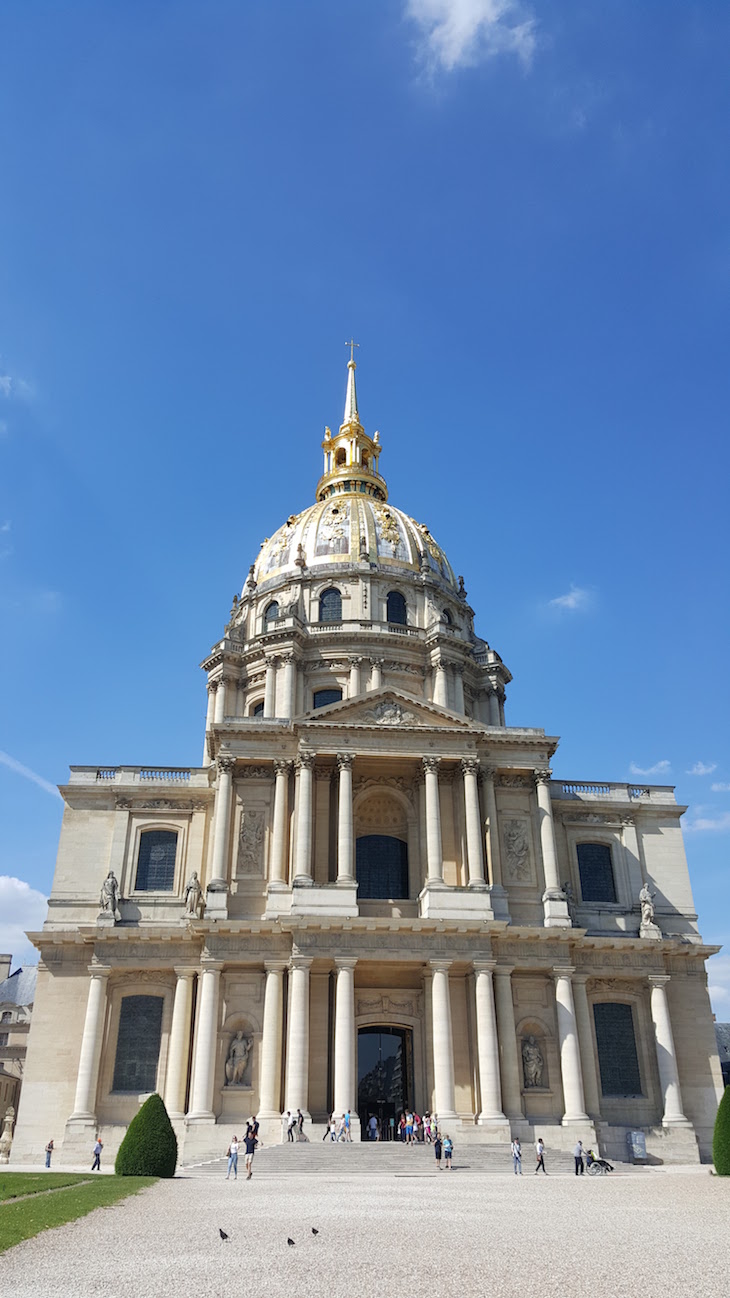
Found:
[0,521,10,533]
[0,876,47,969]
[711,783,730,793]
[0,750,62,800]
[548,584,592,612]
[684,811,730,833]
[405,0,537,73]
[708,953,730,1017]
[686,761,717,776]
[0,420,7,436]
[629,759,671,777]
[0,375,12,398]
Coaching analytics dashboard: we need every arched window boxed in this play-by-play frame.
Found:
[335,446,346,466]
[387,590,407,625]
[252,701,265,717]
[442,608,452,625]
[576,842,617,903]
[319,587,342,622]
[313,688,342,709]
[593,1002,642,1096]
[135,829,178,892]
[264,600,279,625]
[0,1012,11,1023]
[356,835,409,899]
[112,995,164,1093]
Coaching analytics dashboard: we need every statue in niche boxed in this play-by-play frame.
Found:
[99,870,121,920]
[237,808,265,874]
[522,1035,545,1089]
[183,871,204,918]
[639,882,656,926]
[562,880,577,924]
[225,1030,253,1086]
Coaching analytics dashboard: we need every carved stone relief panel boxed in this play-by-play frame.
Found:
[501,815,536,885]
[355,991,423,1019]
[236,807,266,876]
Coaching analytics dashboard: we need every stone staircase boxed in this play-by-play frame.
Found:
[180,1139,622,1177]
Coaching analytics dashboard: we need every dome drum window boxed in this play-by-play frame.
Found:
[313,688,343,709]
[319,587,342,622]
[264,601,279,625]
[386,590,407,625]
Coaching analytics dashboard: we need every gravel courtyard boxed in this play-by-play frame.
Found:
[3,1167,728,1298]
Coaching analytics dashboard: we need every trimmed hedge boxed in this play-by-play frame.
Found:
[713,1083,730,1175]
[115,1092,178,1178]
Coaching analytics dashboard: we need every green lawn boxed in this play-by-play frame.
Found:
[0,1175,158,1254]
[0,1172,94,1201]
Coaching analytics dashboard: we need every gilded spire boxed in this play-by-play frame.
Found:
[341,338,362,432]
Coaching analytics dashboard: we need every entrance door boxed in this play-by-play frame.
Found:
[357,1026,413,1142]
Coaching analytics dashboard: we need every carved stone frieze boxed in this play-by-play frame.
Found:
[362,700,417,726]
[354,776,414,804]
[237,808,266,875]
[237,767,273,781]
[501,817,533,883]
[497,774,531,789]
[356,992,422,1018]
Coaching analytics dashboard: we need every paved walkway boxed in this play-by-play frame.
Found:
[3,1166,726,1297]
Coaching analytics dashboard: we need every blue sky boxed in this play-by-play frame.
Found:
[1,1,728,1006]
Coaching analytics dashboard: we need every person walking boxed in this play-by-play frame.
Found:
[443,1134,453,1170]
[91,1136,103,1171]
[434,1134,443,1170]
[296,1109,304,1141]
[535,1137,547,1174]
[244,1127,257,1180]
[226,1135,239,1179]
[45,1139,54,1169]
[344,1110,351,1142]
[573,1140,584,1175]
[285,1111,295,1143]
[510,1136,522,1175]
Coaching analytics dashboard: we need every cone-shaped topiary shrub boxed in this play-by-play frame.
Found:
[713,1084,730,1175]
[115,1092,178,1177]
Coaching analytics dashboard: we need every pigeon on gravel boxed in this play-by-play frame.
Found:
[219,1229,230,1242]
[311,1229,319,1236]
[287,1238,295,1247]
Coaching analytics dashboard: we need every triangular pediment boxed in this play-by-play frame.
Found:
[300,686,483,731]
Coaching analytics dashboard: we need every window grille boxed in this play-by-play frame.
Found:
[577,842,617,903]
[356,835,409,899]
[386,591,407,625]
[135,829,178,892]
[112,995,164,1093]
[593,1002,642,1096]
[319,588,342,622]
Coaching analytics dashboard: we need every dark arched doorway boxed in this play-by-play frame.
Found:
[357,1026,413,1141]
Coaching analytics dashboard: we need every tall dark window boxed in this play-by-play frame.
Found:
[253,701,265,716]
[356,835,409,899]
[593,1002,642,1096]
[577,842,617,903]
[264,601,279,624]
[135,830,178,892]
[386,591,407,625]
[313,688,342,709]
[112,995,164,1093]
[319,588,342,622]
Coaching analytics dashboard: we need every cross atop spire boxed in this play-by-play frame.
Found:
[342,338,362,430]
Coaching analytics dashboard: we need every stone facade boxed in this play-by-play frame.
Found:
[11,358,724,1165]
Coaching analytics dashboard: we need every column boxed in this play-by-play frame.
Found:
[333,958,357,1116]
[482,765,509,919]
[498,692,506,726]
[493,966,523,1120]
[202,684,216,764]
[453,667,465,714]
[649,976,689,1124]
[430,961,457,1120]
[473,963,508,1124]
[487,688,500,726]
[280,654,296,719]
[209,755,235,885]
[258,962,286,1117]
[369,658,383,690]
[461,758,486,888]
[69,965,110,1120]
[348,657,362,698]
[264,656,278,718]
[314,767,332,884]
[433,660,448,707]
[214,678,227,723]
[285,957,312,1115]
[423,757,444,885]
[535,770,570,927]
[293,754,314,884]
[187,962,222,1120]
[572,974,601,1119]
[553,967,589,1123]
[269,761,291,886]
[164,968,196,1118]
[336,753,355,884]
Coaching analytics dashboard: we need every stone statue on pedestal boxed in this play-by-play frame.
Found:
[183,871,204,918]
[225,1031,252,1086]
[562,880,577,924]
[99,871,121,922]
[522,1035,545,1088]
[639,882,655,927]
